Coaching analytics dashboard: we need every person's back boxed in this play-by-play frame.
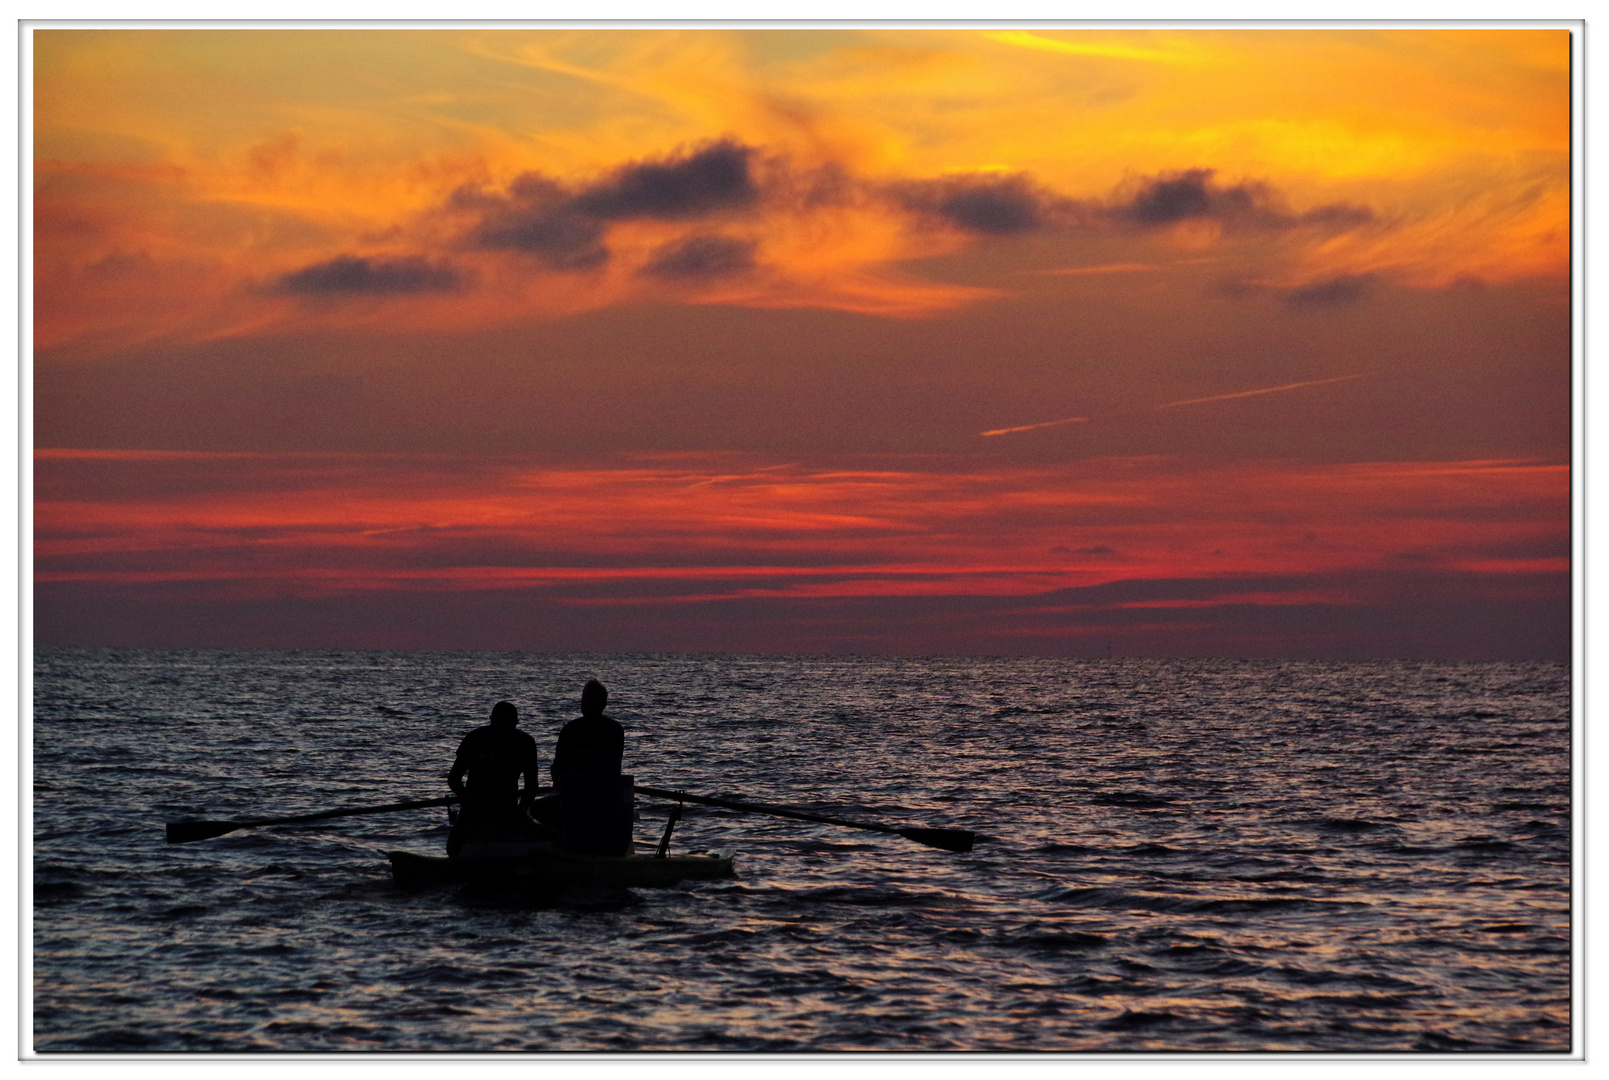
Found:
[446,700,545,856]
[549,679,631,855]
[454,724,538,809]
[552,679,624,782]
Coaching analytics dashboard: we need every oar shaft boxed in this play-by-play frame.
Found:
[633,785,899,836]
[232,794,459,829]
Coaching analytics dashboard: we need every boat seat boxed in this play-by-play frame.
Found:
[558,773,635,856]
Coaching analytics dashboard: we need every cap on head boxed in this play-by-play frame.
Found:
[490,700,518,726]
[581,679,608,717]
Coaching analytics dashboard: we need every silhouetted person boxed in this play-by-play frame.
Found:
[446,700,547,857]
[531,680,631,853]
[552,679,625,782]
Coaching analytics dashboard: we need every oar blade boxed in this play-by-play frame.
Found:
[166,819,242,844]
[898,827,975,853]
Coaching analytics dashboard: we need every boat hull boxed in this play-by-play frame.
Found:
[387,846,735,889]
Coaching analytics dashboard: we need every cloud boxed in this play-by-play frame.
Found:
[246,150,1382,332]
[1045,262,1161,276]
[275,255,463,295]
[894,173,1050,234]
[984,30,1200,65]
[432,152,1381,324]
[460,174,610,270]
[30,29,1566,357]
[1282,273,1376,308]
[456,140,761,272]
[571,139,759,220]
[641,234,757,278]
[1123,169,1226,225]
[34,451,1567,656]
[1297,203,1377,230]
[1116,168,1373,232]
[886,166,1369,249]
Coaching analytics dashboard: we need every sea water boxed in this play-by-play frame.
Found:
[31,649,1572,1053]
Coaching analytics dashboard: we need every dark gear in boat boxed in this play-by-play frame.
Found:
[446,700,550,856]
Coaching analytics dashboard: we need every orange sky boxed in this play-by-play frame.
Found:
[32,27,1573,657]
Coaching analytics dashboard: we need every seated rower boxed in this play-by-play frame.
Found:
[555,679,625,781]
[446,700,551,857]
[534,679,633,855]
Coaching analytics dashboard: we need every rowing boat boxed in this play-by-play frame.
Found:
[386,841,736,890]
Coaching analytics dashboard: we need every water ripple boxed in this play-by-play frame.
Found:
[32,649,1571,1052]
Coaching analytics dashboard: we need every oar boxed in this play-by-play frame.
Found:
[165,794,461,844]
[633,785,974,853]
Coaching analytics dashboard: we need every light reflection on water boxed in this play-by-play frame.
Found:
[33,649,1570,1052]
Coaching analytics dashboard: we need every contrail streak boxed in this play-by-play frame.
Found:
[980,416,1089,437]
[1156,372,1374,410]
[980,372,1373,436]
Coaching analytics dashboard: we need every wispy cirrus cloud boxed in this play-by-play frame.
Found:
[34,450,1567,655]
[983,30,1205,65]
[36,449,1564,591]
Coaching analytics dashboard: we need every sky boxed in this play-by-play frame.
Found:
[31,27,1573,659]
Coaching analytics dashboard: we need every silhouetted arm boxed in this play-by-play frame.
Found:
[447,734,472,798]
[518,737,540,811]
[551,723,572,785]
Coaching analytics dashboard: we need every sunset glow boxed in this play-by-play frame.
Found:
[32,26,1572,658]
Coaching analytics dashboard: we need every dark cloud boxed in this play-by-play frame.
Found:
[1121,168,1270,226]
[1117,168,1373,231]
[890,165,1369,240]
[1283,273,1375,308]
[894,173,1047,234]
[572,140,759,220]
[461,175,609,269]
[1124,169,1218,224]
[1298,202,1376,229]
[455,140,759,271]
[641,235,757,278]
[276,255,462,295]
[447,147,1372,282]
[474,210,608,269]
[935,176,1044,234]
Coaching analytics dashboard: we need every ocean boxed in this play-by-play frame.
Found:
[30,648,1573,1053]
